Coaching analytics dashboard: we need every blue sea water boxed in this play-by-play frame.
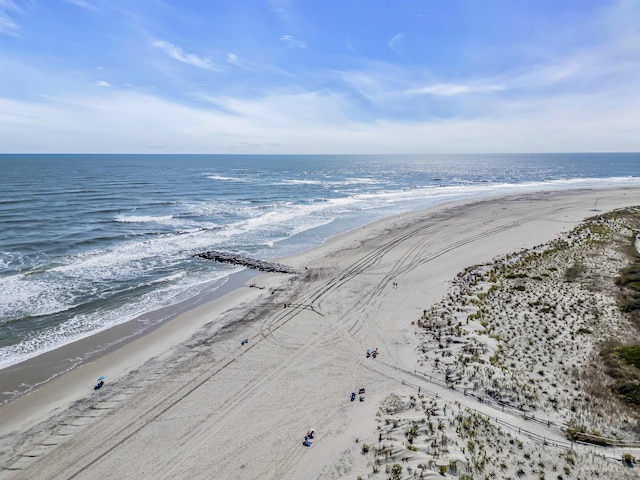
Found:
[0,153,638,372]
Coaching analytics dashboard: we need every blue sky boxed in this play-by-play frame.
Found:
[1,0,639,153]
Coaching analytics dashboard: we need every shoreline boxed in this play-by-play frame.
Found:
[2,186,640,479]
[0,269,260,405]
[0,268,279,438]
[0,181,634,380]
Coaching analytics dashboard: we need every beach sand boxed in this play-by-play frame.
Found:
[1,187,640,479]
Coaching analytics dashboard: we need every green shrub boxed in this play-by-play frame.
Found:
[615,382,640,405]
[616,345,640,368]
[564,264,585,282]
[389,463,403,479]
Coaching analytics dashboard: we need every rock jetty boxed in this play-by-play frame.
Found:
[194,251,300,274]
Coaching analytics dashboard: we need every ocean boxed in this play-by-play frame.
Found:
[0,153,638,385]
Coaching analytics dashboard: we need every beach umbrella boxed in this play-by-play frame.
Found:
[97,375,106,381]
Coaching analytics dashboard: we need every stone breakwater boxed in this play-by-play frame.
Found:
[194,251,301,274]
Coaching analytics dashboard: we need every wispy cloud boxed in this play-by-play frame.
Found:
[62,0,96,10]
[388,33,405,55]
[336,66,405,105]
[405,83,506,96]
[226,53,254,71]
[0,0,27,36]
[151,40,217,70]
[269,0,291,22]
[0,13,18,35]
[2,83,639,153]
[280,34,306,48]
[96,80,110,87]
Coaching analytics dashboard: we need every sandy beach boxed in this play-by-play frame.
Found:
[2,187,640,480]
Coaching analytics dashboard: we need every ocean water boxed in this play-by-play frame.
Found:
[0,153,638,373]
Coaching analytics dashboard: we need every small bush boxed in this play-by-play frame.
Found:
[615,382,640,405]
[565,263,585,282]
[506,273,528,279]
[616,345,640,369]
[565,425,612,446]
[389,463,403,480]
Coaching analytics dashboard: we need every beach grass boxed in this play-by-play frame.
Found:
[377,205,640,477]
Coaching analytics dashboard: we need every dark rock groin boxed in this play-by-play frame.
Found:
[194,251,300,274]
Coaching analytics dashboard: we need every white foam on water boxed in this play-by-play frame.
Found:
[206,174,249,182]
[0,275,79,321]
[0,228,233,324]
[277,177,386,188]
[148,271,186,285]
[278,179,326,185]
[0,268,237,370]
[115,214,175,223]
[342,177,386,185]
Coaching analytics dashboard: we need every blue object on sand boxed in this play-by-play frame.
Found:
[98,375,106,381]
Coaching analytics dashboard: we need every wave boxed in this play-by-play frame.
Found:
[278,179,327,186]
[115,214,175,223]
[278,177,385,187]
[0,270,237,370]
[206,174,249,182]
[0,276,81,323]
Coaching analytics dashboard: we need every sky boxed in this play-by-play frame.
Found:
[1,0,639,154]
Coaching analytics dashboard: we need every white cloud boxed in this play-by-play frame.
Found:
[0,0,23,35]
[226,53,254,71]
[62,0,96,9]
[214,90,352,128]
[96,80,110,87]
[1,80,639,154]
[280,34,306,48]
[0,12,18,34]
[406,83,506,96]
[269,0,291,22]
[151,40,217,70]
[336,67,407,106]
[388,33,405,54]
